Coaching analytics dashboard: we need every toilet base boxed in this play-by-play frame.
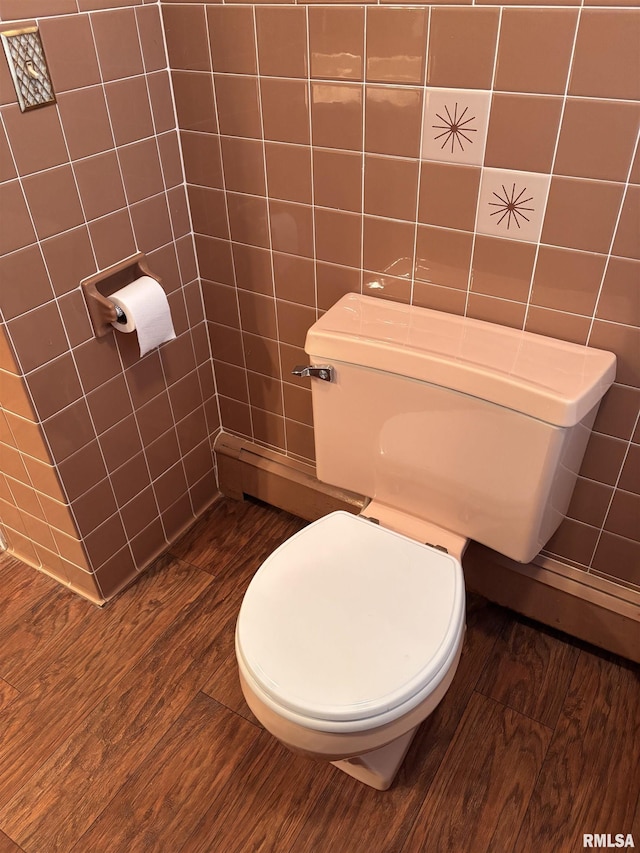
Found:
[331,726,418,791]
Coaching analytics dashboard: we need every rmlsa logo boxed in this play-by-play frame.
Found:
[584,835,635,848]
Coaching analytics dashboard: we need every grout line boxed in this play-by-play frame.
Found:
[409,7,430,307]
[251,6,287,452]
[359,8,368,298]
[465,6,503,319]
[304,5,320,324]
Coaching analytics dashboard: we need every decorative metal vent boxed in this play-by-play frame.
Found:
[0,25,56,112]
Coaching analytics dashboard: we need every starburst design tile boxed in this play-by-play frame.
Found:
[477,168,551,244]
[422,88,491,167]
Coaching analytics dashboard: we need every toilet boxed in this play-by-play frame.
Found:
[235,294,616,790]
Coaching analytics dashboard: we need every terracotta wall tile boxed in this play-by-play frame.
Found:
[265,143,312,205]
[22,165,84,241]
[315,208,362,268]
[467,293,526,329]
[527,303,588,339]
[220,136,265,195]
[232,244,272,296]
[612,187,640,261]
[256,7,307,79]
[471,236,536,303]
[57,87,114,161]
[8,302,68,373]
[428,8,499,90]
[214,74,260,138]
[0,122,15,182]
[273,253,315,306]
[555,100,640,183]
[162,4,210,73]
[314,149,361,213]
[0,0,76,18]
[89,209,136,269]
[364,156,419,222]
[92,8,144,81]
[605,489,640,542]
[0,245,54,320]
[592,532,639,588]
[181,132,223,189]
[130,192,173,253]
[531,247,606,317]
[311,82,362,151]
[542,178,625,255]
[104,76,155,145]
[269,200,314,258]
[120,139,165,205]
[596,259,640,327]
[416,226,473,291]
[363,216,415,277]
[41,227,96,297]
[309,7,364,81]
[485,95,562,175]
[136,5,167,73]
[418,163,480,231]
[366,8,427,85]
[3,104,68,177]
[227,193,269,248]
[316,262,361,311]
[495,9,578,95]
[589,321,640,389]
[208,6,256,75]
[261,78,310,144]
[148,74,177,134]
[0,181,36,255]
[569,10,640,101]
[365,85,422,158]
[619,444,639,495]
[188,185,229,240]
[38,14,101,93]
[74,151,127,221]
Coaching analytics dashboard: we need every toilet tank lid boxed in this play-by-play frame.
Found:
[306,294,617,427]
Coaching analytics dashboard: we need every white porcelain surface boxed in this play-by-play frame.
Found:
[307,294,616,427]
[421,88,491,166]
[307,295,614,563]
[236,511,464,726]
[476,168,551,243]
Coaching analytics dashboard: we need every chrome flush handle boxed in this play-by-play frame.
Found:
[291,365,335,382]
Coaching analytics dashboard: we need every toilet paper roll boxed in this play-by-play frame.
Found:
[110,276,176,357]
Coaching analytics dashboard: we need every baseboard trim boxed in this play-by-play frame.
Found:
[214,432,639,663]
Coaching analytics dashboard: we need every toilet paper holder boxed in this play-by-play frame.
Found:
[81,253,161,338]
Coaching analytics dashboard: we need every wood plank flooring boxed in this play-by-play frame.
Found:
[0,497,638,853]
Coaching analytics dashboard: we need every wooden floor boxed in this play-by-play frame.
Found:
[0,497,638,853]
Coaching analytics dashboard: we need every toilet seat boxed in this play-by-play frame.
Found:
[236,511,465,733]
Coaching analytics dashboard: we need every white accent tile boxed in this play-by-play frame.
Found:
[476,168,551,244]
[421,88,491,167]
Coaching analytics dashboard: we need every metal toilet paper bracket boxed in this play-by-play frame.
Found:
[81,253,159,338]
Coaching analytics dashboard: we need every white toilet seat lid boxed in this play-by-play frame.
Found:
[236,511,465,725]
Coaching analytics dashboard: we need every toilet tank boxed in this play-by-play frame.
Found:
[305,294,616,563]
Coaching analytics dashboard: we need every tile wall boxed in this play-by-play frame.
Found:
[162,0,639,590]
[0,0,219,600]
[0,0,637,603]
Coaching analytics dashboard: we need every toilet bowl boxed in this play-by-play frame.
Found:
[236,511,466,790]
